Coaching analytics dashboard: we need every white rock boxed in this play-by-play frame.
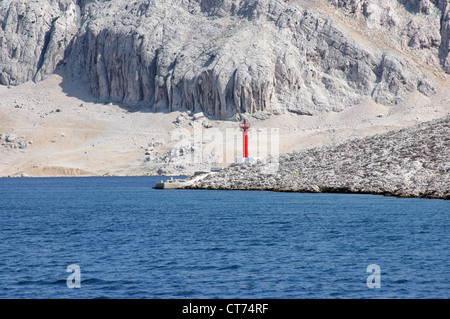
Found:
[1,0,447,119]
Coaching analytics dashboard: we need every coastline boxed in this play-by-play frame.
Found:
[3,115,449,200]
[190,115,450,201]
[2,174,448,200]
[1,172,447,200]
[188,184,450,200]
[1,73,448,199]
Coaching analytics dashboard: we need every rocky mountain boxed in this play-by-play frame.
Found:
[191,115,450,199]
[1,0,449,120]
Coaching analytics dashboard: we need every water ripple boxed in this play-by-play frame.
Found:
[0,177,448,298]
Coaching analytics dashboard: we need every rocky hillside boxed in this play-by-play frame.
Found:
[192,115,450,199]
[1,0,449,120]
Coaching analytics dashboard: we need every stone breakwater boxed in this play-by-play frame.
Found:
[191,115,450,199]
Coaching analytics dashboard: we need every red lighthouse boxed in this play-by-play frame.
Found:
[240,119,251,158]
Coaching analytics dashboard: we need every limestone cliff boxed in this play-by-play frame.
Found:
[0,0,80,85]
[1,0,449,119]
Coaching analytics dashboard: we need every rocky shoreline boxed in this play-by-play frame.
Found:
[190,115,450,200]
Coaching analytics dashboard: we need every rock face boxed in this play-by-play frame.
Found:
[1,0,449,119]
[0,0,80,85]
[326,0,450,73]
[192,115,450,199]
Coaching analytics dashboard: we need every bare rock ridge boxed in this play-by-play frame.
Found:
[191,115,450,199]
[1,0,449,119]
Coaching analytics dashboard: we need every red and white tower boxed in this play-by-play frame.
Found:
[240,119,251,158]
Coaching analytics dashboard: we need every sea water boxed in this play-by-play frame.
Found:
[0,176,448,299]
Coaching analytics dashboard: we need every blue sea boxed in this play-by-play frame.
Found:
[0,176,448,299]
